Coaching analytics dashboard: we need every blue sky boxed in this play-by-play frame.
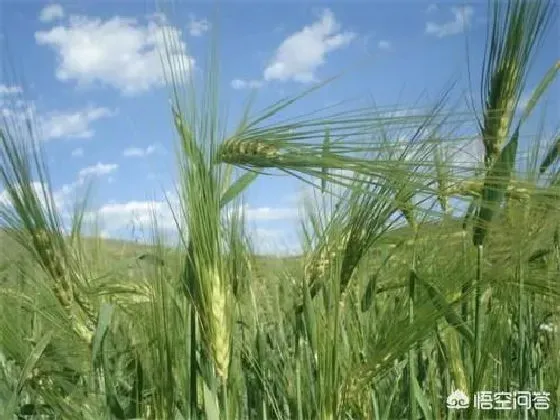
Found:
[0,1,558,253]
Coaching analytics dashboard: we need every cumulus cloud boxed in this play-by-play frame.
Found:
[187,14,210,36]
[251,227,301,255]
[246,206,299,221]
[426,3,439,14]
[0,181,74,215]
[263,9,355,83]
[87,200,177,233]
[71,147,84,157]
[123,144,160,157]
[0,97,36,123]
[40,106,115,141]
[78,162,118,178]
[378,108,425,119]
[0,182,45,206]
[440,136,484,179]
[425,6,473,38]
[226,204,300,223]
[231,79,264,90]
[0,97,113,142]
[22,162,120,216]
[35,14,195,94]
[0,84,22,95]
[85,199,300,244]
[378,40,392,51]
[39,4,65,23]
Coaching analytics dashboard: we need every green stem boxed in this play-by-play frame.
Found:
[461,231,470,364]
[296,336,303,420]
[518,206,528,420]
[190,305,198,420]
[469,244,483,420]
[408,246,418,420]
[220,380,229,420]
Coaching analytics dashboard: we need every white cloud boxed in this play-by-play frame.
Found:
[40,106,115,141]
[425,6,473,38]
[0,84,22,95]
[226,204,300,224]
[0,99,112,142]
[378,40,392,51]
[51,182,83,210]
[0,98,36,124]
[187,14,210,36]
[263,9,355,83]
[0,189,11,206]
[246,206,298,221]
[39,4,65,23]
[0,181,71,213]
[40,164,114,212]
[123,144,160,157]
[85,199,177,233]
[426,3,439,14]
[71,147,84,157]
[446,136,484,177]
[251,227,301,255]
[78,162,118,178]
[83,198,299,244]
[35,14,195,95]
[231,79,264,90]
[0,182,45,207]
[379,108,424,118]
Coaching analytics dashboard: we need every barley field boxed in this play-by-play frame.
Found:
[1,0,559,419]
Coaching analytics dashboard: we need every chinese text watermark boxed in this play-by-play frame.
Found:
[446,389,550,410]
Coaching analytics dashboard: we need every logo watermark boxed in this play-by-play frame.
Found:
[446,389,550,411]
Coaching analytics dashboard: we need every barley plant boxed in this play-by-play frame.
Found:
[1,0,559,419]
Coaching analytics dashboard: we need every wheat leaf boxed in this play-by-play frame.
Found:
[473,127,519,246]
[220,170,260,209]
[413,271,474,345]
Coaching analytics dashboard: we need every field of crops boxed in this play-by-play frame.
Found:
[1,0,559,419]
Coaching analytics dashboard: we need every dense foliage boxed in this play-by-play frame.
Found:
[1,0,559,418]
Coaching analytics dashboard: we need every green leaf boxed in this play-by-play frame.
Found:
[220,170,260,209]
[433,144,449,212]
[321,128,331,194]
[462,197,478,231]
[7,330,53,413]
[412,375,432,419]
[380,370,403,420]
[473,127,519,246]
[519,60,559,125]
[413,271,474,345]
[539,136,560,174]
[302,279,318,364]
[91,303,114,364]
[203,380,221,420]
[360,273,377,312]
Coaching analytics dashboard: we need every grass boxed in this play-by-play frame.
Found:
[1,0,560,418]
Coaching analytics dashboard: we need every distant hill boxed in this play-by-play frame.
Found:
[0,217,466,266]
